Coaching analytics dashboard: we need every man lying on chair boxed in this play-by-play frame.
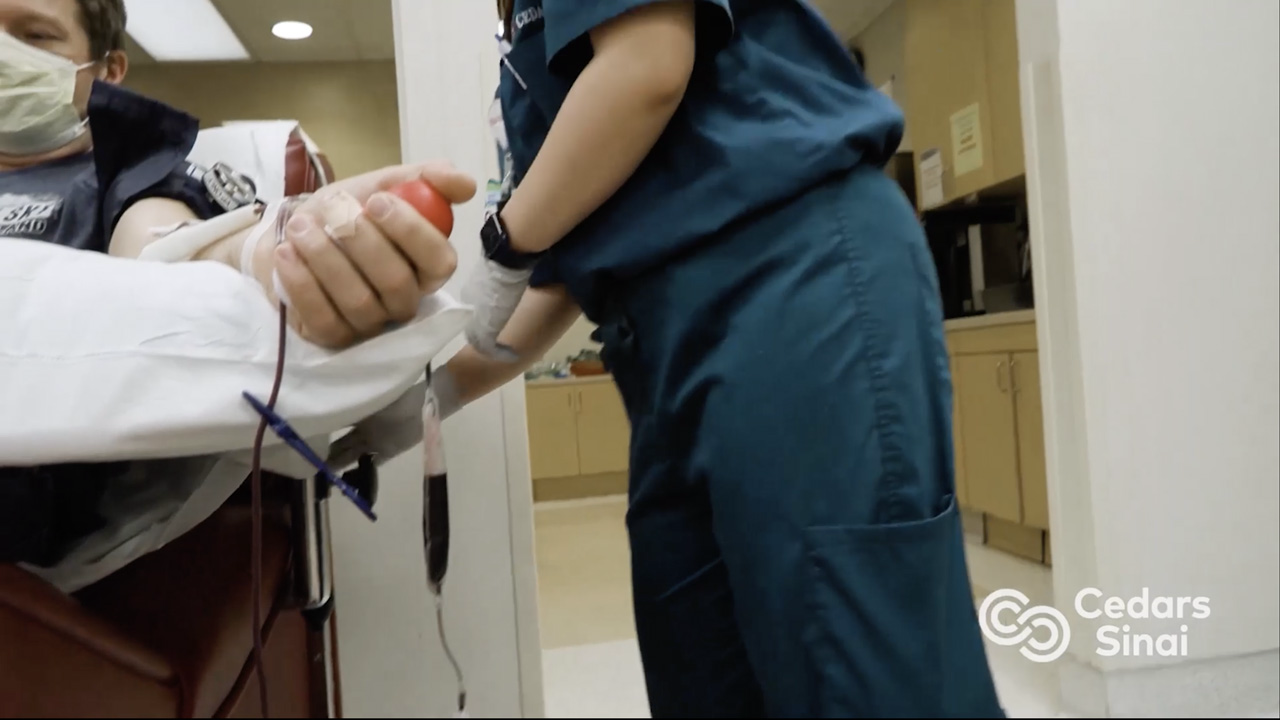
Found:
[0,0,474,568]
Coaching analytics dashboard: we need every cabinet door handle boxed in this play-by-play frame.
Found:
[996,360,1009,393]
[568,392,575,411]
[1009,359,1020,394]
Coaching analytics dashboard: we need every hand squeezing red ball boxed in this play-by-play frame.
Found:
[267,162,475,350]
[390,179,455,239]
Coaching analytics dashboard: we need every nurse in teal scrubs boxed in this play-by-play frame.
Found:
[439,1,1007,716]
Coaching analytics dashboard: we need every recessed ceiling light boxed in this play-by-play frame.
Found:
[272,21,313,40]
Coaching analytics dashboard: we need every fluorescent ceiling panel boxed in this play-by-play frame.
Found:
[124,0,250,62]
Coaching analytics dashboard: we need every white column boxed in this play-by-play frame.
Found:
[1017,1,1279,716]
[327,1,544,717]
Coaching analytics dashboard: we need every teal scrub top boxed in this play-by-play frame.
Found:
[499,0,905,311]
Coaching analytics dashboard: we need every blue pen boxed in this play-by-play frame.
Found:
[241,391,378,522]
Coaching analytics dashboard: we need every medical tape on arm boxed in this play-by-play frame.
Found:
[265,191,363,307]
[137,197,310,306]
[235,196,307,283]
[137,204,263,263]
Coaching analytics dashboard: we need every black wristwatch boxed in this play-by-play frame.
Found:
[481,208,544,271]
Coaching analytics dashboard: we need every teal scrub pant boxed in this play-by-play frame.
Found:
[590,165,1006,718]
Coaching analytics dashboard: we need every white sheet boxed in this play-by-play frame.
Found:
[1,238,471,591]
[0,237,470,465]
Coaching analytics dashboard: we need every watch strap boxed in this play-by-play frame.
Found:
[482,210,543,271]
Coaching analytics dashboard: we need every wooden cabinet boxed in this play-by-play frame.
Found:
[902,0,1025,210]
[950,358,970,508]
[946,314,1050,562]
[953,352,1023,523]
[1012,351,1050,530]
[574,383,630,475]
[526,384,582,481]
[525,378,630,500]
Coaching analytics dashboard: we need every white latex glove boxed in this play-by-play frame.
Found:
[459,257,532,362]
[430,364,464,422]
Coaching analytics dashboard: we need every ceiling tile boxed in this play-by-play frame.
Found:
[125,0,880,67]
[809,0,897,41]
[210,0,370,63]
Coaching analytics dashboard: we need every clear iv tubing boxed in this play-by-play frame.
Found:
[423,366,467,716]
[436,593,467,716]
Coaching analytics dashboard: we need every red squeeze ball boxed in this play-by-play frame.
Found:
[389,179,455,239]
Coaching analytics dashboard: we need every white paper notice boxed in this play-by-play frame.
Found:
[950,103,984,177]
[919,148,945,209]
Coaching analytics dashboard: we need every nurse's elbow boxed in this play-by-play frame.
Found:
[639,26,696,107]
[613,53,693,113]
[591,3,696,108]
[647,60,694,109]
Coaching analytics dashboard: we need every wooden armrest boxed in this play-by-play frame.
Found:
[0,564,173,682]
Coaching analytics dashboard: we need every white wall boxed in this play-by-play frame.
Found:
[850,0,912,151]
[1019,0,1279,715]
[328,1,544,717]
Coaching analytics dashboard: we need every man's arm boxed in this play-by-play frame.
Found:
[441,285,584,408]
[108,196,251,264]
[109,197,282,309]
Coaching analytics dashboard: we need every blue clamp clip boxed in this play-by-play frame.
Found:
[242,391,378,522]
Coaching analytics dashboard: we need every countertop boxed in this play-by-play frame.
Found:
[525,374,614,388]
[524,313,1036,380]
[943,309,1036,332]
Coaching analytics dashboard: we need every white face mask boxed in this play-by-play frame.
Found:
[0,32,96,157]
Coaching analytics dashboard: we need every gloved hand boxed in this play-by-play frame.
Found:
[326,379,427,471]
[325,365,465,471]
[459,257,532,362]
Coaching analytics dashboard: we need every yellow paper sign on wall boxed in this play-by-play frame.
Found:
[950,102,984,177]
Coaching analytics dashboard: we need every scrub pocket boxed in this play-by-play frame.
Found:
[802,494,1003,718]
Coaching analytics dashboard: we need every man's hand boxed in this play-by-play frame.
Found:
[111,160,475,351]
[258,162,476,348]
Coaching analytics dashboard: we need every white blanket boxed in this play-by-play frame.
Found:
[0,238,471,590]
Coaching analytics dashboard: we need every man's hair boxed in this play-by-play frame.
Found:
[75,0,128,59]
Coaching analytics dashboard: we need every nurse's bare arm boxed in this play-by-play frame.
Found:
[498,1,697,254]
[441,285,583,406]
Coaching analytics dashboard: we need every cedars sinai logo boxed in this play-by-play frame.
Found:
[1075,587,1211,658]
[979,589,1072,663]
[980,587,1212,663]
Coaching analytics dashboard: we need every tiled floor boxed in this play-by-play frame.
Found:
[534,498,636,650]
[533,496,1057,719]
